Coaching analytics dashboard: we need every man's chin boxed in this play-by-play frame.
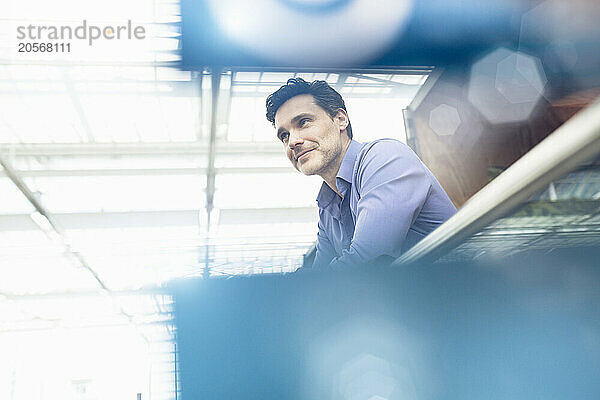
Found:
[298,163,317,176]
[299,167,315,176]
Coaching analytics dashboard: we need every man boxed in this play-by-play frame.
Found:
[266,78,456,268]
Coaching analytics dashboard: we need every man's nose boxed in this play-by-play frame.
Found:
[288,131,304,149]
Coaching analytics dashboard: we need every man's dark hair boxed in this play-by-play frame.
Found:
[266,77,353,139]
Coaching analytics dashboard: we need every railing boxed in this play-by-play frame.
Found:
[394,97,600,265]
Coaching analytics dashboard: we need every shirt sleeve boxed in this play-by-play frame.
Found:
[328,141,432,268]
[312,214,335,268]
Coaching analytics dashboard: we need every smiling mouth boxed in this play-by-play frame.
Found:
[296,149,314,161]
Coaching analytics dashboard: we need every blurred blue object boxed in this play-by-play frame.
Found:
[171,246,600,399]
[180,0,600,93]
[180,0,520,68]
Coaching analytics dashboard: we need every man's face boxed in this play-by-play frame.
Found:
[274,94,349,177]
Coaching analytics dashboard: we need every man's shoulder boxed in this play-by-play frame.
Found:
[351,137,432,191]
[356,138,421,169]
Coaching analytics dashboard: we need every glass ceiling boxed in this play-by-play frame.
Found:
[0,67,428,277]
[0,1,430,397]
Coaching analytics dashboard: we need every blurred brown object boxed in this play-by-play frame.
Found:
[550,88,600,121]
[408,69,599,208]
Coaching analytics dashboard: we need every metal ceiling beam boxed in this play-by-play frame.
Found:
[0,142,282,156]
[0,319,173,334]
[196,70,204,141]
[231,66,433,75]
[334,73,348,92]
[407,67,443,113]
[0,207,318,230]
[233,91,418,99]
[202,69,222,277]
[0,60,181,67]
[0,87,200,97]
[348,73,422,88]
[0,166,294,177]
[0,155,151,342]
[0,79,194,85]
[205,69,221,225]
[0,289,169,299]
[232,80,421,88]
[0,156,59,232]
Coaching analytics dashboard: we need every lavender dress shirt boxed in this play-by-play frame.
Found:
[313,139,456,268]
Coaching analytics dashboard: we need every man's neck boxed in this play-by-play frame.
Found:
[321,140,351,198]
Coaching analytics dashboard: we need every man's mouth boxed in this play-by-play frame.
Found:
[295,149,314,161]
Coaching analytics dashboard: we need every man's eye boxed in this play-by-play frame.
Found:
[299,118,309,127]
[279,132,289,142]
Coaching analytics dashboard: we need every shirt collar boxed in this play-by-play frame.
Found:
[337,139,362,184]
[316,139,362,209]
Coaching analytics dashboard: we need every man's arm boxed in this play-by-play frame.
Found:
[329,141,433,268]
[313,217,335,267]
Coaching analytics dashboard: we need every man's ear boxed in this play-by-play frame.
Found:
[335,109,349,133]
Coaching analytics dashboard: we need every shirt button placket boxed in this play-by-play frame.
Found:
[339,195,354,251]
